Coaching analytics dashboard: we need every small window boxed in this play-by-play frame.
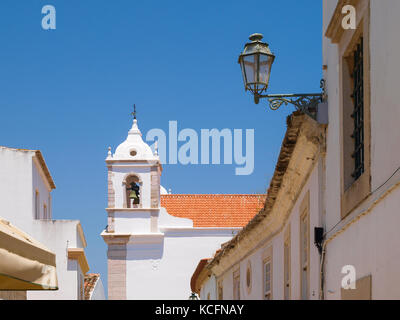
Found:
[246,261,252,293]
[264,260,272,300]
[43,204,47,220]
[350,38,365,181]
[35,191,39,219]
[343,37,365,190]
[48,194,52,220]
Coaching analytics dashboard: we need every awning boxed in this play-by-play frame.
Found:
[0,218,58,290]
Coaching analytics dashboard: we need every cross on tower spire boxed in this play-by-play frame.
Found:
[131,104,137,120]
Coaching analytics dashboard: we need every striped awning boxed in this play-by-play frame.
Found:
[0,218,58,290]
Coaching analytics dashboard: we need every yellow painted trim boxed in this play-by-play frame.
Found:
[325,0,360,43]
[34,151,56,190]
[67,248,89,274]
[76,223,87,248]
[340,1,371,219]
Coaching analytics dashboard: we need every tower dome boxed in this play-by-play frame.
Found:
[112,118,157,160]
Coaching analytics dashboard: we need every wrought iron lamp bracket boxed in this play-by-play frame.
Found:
[255,93,323,119]
[254,80,326,120]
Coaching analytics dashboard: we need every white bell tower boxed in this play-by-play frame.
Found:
[102,107,197,300]
[104,113,162,233]
[101,112,164,300]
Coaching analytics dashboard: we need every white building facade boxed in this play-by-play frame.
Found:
[0,146,92,300]
[322,0,400,299]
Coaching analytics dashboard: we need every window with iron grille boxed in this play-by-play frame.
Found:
[351,38,364,180]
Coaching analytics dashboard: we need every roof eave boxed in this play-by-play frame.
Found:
[34,150,56,190]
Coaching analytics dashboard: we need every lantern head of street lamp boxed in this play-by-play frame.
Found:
[238,33,275,103]
[188,292,199,300]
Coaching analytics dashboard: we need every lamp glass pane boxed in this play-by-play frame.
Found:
[243,54,259,89]
[259,54,273,88]
[240,58,247,88]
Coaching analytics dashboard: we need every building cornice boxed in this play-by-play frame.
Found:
[191,259,211,294]
[67,248,89,274]
[106,208,160,213]
[76,222,87,248]
[325,0,360,43]
[101,232,164,245]
[159,227,241,237]
[105,159,160,165]
[32,151,56,191]
[100,232,131,245]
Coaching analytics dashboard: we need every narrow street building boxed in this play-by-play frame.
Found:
[0,146,92,300]
[322,0,400,299]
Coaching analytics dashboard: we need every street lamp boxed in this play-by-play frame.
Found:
[188,292,199,300]
[239,33,325,120]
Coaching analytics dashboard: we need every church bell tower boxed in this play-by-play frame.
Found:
[101,110,162,299]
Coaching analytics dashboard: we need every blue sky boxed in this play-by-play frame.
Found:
[0,0,322,296]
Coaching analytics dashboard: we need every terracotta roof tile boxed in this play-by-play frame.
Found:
[160,194,266,227]
[84,273,100,300]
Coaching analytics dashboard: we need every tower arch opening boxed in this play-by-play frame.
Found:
[123,175,142,208]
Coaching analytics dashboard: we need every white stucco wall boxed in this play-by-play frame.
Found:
[324,187,400,299]
[126,227,239,300]
[113,211,153,233]
[0,148,35,225]
[369,0,400,191]
[90,277,106,300]
[200,274,217,300]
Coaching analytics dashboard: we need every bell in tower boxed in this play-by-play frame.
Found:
[127,181,140,208]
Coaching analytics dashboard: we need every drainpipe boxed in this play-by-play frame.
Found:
[319,241,327,300]
[318,126,328,300]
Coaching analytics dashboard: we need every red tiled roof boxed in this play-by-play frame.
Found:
[84,273,100,300]
[160,194,267,227]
